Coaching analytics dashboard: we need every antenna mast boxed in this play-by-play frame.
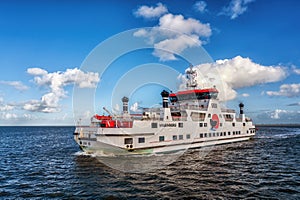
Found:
[186,65,198,89]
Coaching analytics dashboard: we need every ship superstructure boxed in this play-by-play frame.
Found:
[74,67,256,155]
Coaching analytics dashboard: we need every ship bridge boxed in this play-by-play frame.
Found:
[169,88,218,102]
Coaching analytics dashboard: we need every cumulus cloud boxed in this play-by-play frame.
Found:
[268,109,300,120]
[25,68,99,113]
[0,97,17,114]
[194,1,207,13]
[0,112,17,120]
[270,109,287,119]
[0,112,38,121]
[134,12,211,61]
[27,68,48,76]
[130,102,140,112]
[134,3,168,19]
[293,67,300,75]
[220,0,255,19]
[179,56,287,101]
[153,34,201,61]
[241,93,250,97]
[266,83,300,97]
[0,81,29,91]
[0,104,14,111]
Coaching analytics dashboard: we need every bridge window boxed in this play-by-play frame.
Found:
[169,96,178,102]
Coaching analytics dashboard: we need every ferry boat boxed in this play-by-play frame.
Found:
[74,67,256,155]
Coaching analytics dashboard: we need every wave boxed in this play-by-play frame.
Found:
[255,130,300,139]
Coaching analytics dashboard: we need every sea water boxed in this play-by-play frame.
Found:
[0,126,299,199]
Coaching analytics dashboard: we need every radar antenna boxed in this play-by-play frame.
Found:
[186,65,198,89]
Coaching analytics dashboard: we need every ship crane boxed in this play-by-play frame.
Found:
[103,107,115,117]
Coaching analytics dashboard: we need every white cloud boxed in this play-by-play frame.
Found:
[270,109,288,119]
[27,68,48,76]
[130,102,140,112]
[293,67,300,75]
[266,83,300,97]
[241,93,250,97]
[23,113,37,120]
[220,0,255,19]
[134,3,168,19]
[0,81,29,91]
[134,12,211,61]
[25,68,99,113]
[23,99,60,113]
[0,112,17,120]
[153,34,201,61]
[0,112,38,121]
[194,1,207,13]
[179,56,286,101]
[0,97,16,112]
[0,104,14,111]
[159,14,211,37]
[216,56,286,89]
[268,109,300,120]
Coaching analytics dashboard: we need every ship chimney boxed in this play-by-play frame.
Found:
[239,102,245,121]
[161,90,172,121]
[161,90,169,108]
[122,96,129,114]
[239,102,244,115]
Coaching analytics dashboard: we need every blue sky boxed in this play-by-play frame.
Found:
[0,0,299,125]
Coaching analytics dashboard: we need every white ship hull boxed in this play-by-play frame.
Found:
[74,120,256,156]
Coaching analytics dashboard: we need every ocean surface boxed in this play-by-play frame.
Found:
[0,126,299,199]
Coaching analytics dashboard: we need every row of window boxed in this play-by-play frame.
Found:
[199,122,223,127]
[199,130,241,138]
[134,129,256,144]
[199,122,249,128]
[248,129,255,133]
[172,134,190,141]
[153,121,249,129]
[159,134,191,142]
